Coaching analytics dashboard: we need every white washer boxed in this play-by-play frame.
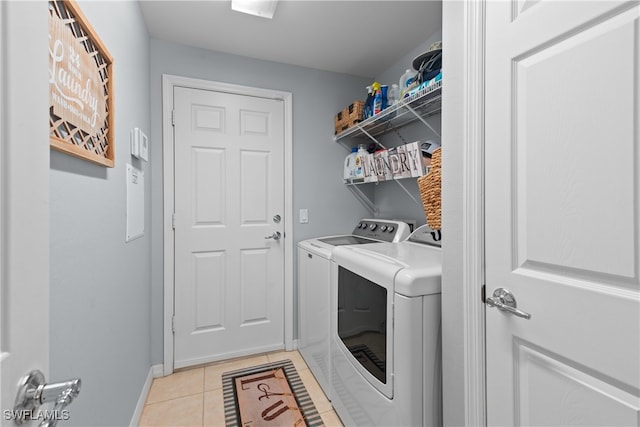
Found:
[298,220,410,402]
[330,225,442,426]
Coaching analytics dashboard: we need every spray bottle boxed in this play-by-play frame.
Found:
[372,82,383,116]
[363,86,374,119]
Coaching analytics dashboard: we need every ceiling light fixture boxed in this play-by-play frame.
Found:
[231,0,279,19]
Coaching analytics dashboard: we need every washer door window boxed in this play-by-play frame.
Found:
[337,266,393,397]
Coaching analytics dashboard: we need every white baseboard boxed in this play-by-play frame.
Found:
[174,344,285,370]
[152,364,164,378]
[130,364,163,427]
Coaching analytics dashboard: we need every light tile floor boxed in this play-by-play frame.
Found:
[139,350,344,427]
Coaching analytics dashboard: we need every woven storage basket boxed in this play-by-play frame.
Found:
[334,100,364,134]
[417,147,442,229]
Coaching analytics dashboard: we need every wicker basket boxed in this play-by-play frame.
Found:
[417,147,441,229]
[334,100,364,134]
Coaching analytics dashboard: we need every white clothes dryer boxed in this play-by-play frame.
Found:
[298,219,411,402]
[330,225,442,426]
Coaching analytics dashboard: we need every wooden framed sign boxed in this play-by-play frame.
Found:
[49,0,114,167]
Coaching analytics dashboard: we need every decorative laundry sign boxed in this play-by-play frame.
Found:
[49,13,106,137]
[48,0,114,167]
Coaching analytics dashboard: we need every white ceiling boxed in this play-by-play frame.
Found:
[139,1,442,78]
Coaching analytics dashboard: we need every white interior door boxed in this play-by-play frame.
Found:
[173,86,285,368]
[1,0,50,423]
[485,1,640,425]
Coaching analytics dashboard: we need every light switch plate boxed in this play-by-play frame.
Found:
[299,209,308,224]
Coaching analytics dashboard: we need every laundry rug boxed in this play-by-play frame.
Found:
[222,359,324,427]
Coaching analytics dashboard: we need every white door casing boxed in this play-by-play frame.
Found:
[439,1,486,425]
[163,76,293,372]
[0,0,50,421]
[485,1,640,426]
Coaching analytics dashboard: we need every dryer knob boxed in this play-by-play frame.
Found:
[381,225,388,232]
[387,226,395,233]
[369,223,377,231]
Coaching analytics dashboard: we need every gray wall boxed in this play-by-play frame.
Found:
[373,29,443,228]
[149,39,372,364]
[49,1,152,425]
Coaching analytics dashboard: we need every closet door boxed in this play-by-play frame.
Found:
[485,1,640,425]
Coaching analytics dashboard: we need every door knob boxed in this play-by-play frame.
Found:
[486,287,531,319]
[272,214,281,223]
[13,370,81,426]
[265,231,281,240]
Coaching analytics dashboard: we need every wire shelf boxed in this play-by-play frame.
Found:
[334,80,442,142]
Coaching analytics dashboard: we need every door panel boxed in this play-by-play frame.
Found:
[515,341,639,426]
[485,1,640,425]
[1,0,51,418]
[174,86,285,368]
[240,248,269,324]
[512,6,637,281]
[193,105,225,132]
[240,110,270,135]
[240,150,269,223]
[194,251,225,330]
[193,148,225,225]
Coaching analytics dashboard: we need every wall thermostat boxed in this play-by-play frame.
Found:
[130,127,149,162]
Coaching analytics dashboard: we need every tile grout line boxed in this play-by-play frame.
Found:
[145,391,205,407]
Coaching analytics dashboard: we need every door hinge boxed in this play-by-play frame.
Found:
[171,109,175,126]
[172,315,175,333]
[172,213,176,230]
[481,284,486,303]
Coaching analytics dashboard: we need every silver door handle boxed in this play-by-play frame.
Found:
[265,231,281,240]
[14,370,81,426]
[486,288,531,320]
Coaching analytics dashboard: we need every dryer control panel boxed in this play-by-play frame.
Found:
[352,219,411,242]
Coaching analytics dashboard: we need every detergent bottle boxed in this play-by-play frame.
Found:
[343,147,358,181]
[399,69,416,98]
[388,84,400,106]
[387,84,400,117]
[354,144,367,180]
[381,85,388,110]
